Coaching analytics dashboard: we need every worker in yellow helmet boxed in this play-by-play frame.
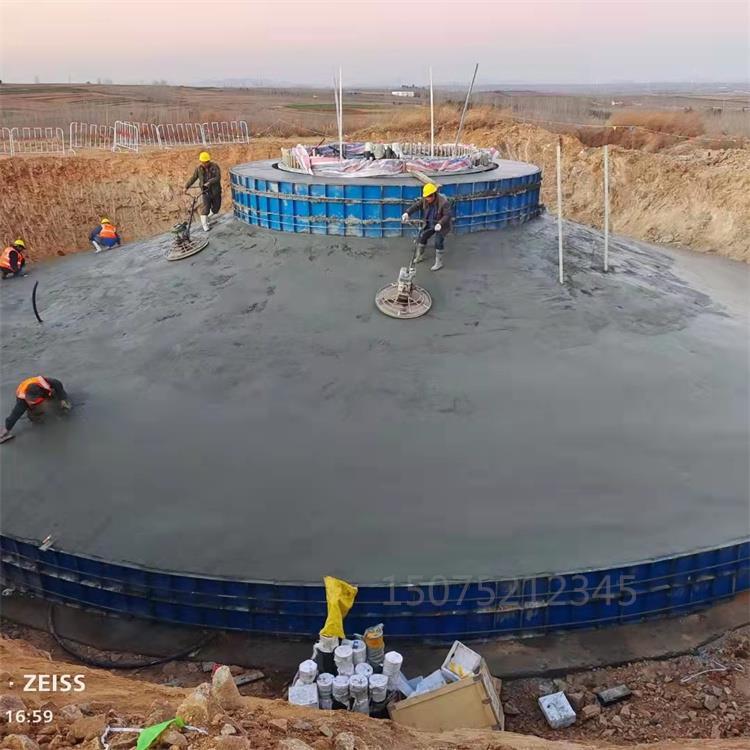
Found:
[401,183,452,271]
[0,239,27,279]
[185,151,222,233]
[89,217,122,253]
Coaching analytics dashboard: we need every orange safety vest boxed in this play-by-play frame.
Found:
[16,376,53,406]
[0,246,24,271]
[99,223,117,240]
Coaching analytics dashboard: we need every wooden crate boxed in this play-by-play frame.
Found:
[388,660,504,732]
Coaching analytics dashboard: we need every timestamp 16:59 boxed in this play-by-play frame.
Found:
[5,709,54,724]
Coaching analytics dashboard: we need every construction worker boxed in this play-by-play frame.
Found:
[1,376,71,443]
[89,217,122,253]
[401,183,452,271]
[0,239,27,279]
[185,151,221,232]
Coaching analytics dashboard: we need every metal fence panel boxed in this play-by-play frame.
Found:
[158,121,206,147]
[9,127,66,155]
[201,120,250,145]
[69,122,114,150]
[2,119,249,155]
[134,122,161,148]
[0,127,13,156]
[113,121,139,152]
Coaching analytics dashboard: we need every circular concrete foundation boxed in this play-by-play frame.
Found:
[0,216,747,641]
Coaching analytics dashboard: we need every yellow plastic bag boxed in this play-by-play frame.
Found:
[319,576,358,639]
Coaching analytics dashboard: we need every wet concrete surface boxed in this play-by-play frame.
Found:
[1,215,748,583]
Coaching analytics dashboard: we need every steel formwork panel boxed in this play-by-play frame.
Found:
[230,159,542,237]
[2,536,747,641]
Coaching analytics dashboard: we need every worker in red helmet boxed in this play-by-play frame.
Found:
[1,376,71,443]
[401,183,452,271]
[0,239,28,279]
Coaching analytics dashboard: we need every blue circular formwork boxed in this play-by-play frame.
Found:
[230,159,542,236]
[1,537,747,641]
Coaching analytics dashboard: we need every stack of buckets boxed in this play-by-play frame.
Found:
[290,625,403,715]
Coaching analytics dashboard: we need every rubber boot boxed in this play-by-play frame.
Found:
[414,244,426,263]
[200,214,210,233]
[431,252,444,271]
[92,241,103,254]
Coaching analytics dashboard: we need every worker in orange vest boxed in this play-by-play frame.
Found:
[1,376,71,443]
[0,239,27,279]
[89,217,122,253]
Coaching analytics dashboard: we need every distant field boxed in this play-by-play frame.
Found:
[286,102,387,112]
[0,82,746,144]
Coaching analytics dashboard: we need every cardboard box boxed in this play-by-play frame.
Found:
[388,659,504,732]
[440,640,483,682]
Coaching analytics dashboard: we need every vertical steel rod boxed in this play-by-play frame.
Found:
[455,63,479,147]
[557,137,564,284]
[603,144,610,272]
[338,67,344,162]
[429,67,434,157]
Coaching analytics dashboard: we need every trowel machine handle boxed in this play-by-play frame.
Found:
[404,218,426,232]
[183,186,204,213]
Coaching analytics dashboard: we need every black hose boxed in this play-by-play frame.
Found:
[32,281,43,324]
[47,603,216,670]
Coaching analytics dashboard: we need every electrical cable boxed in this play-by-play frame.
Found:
[32,281,43,324]
[47,603,216,670]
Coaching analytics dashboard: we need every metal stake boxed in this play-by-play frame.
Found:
[557,137,564,284]
[455,63,479,147]
[339,66,344,162]
[603,144,610,272]
[429,67,434,157]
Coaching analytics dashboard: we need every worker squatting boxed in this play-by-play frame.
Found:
[1,376,71,444]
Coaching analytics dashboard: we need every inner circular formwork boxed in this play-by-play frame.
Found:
[230,158,543,236]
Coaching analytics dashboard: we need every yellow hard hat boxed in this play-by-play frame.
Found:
[422,183,438,197]
[12,238,25,248]
[199,151,211,162]
[100,217,111,224]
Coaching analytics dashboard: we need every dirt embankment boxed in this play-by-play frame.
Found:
[354,121,750,263]
[1,636,748,750]
[0,123,748,264]
[0,140,307,263]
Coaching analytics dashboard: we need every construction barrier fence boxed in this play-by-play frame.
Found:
[158,121,205,147]
[0,120,250,156]
[1,126,66,156]
[201,120,250,145]
[69,122,115,150]
[113,120,139,152]
[0,127,13,156]
[135,122,162,148]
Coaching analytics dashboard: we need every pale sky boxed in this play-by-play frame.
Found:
[0,0,747,85]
